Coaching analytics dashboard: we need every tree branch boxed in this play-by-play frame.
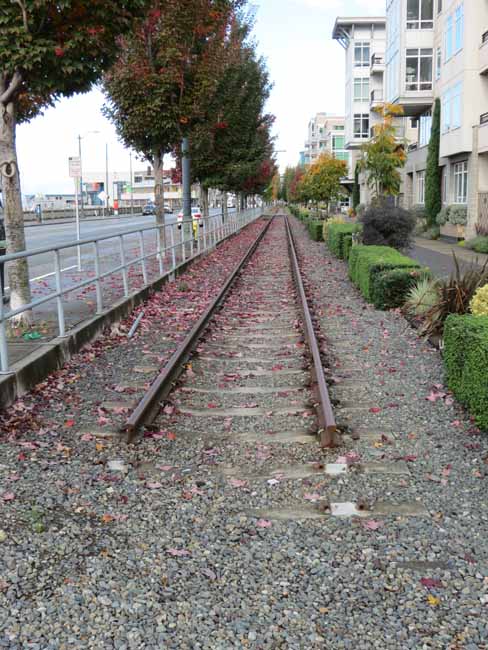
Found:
[14,0,29,33]
[0,70,22,105]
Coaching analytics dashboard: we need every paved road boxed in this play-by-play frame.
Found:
[410,237,488,278]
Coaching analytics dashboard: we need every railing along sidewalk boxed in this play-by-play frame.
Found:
[0,208,262,374]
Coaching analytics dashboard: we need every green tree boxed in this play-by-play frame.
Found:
[352,162,361,211]
[0,0,147,321]
[104,0,243,227]
[299,154,346,213]
[359,103,407,199]
[425,98,442,227]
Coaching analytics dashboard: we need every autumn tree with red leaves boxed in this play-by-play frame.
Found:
[103,0,244,227]
[0,0,148,321]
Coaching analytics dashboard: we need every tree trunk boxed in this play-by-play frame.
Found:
[153,150,166,252]
[0,101,32,324]
[200,185,209,218]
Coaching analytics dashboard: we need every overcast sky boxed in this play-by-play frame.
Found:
[16,0,386,196]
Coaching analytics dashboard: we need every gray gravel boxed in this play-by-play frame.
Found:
[0,214,487,649]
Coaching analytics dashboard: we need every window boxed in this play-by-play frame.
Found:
[335,125,345,131]
[445,14,453,60]
[436,47,442,79]
[354,42,370,67]
[419,112,432,146]
[334,152,350,162]
[353,78,370,101]
[332,135,345,150]
[454,4,464,53]
[406,48,433,91]
[407,0,434,29]
[354,114,370,138]
[453,161,468,203]
[451,82,462,128]
[134,176,143,183]
[417,170,426,204]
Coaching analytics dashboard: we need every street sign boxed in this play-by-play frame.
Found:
[69,156,81,179]
[98,191,107,202]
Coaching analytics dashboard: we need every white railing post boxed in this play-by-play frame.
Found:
[0,297,9,374]
[170,226,176,271]
[118,235,129,298]
[54,250,66,337]
[94,241,103,314]
[138,231,148,285]
[181,226,186,263]
[156,227,164,276]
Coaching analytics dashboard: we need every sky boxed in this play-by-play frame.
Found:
[16,0,386,196]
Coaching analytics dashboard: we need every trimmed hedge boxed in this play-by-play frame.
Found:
[465,236,488,254]
[444,314,488,430]
[348,245,421,303]
[371,267,430,310]
[343,235,353,261]
[308,220,324,241]
[327,223,361,259]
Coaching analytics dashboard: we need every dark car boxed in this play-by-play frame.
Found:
[142,203,156,216]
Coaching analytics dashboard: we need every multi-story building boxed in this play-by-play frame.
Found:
[333,16,388,196]
[300,113,349,167]
[336,1,488,236]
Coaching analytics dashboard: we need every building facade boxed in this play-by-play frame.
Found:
[300,113,350,169]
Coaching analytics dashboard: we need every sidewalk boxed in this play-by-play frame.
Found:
[411,236,488,277]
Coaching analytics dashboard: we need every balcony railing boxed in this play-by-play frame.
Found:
[371,54,384,66]
[370,89,384,104]
[482,30,488,45]
[481,112,488,125]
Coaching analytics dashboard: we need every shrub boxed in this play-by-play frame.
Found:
[372,267,431,310]
[356,204,366,218]
[348,245,421,303]
[419,255,488,336]
[444,315,488,430]
[322,216,345,243]
[435,206,449,226]
[360,201,416,251]
[308,220,324,241]
[436,205,468,227]
[471,284,488,316]
[424,225,440,240]
[404,278,440,317]
[327,223,362,259]
[410,204,427,221]
[343,235,353,261]
[465,236,488,254]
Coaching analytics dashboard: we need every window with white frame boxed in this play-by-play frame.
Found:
[442,82,462,133]
[353,78,370,101]
[454,3,464,53]
[406,48,433,91]
[354,114,370,138]
[453,161,468,203]
[436,47,442,79]
[407,0,434,29]
[419,111,432,146]
[445,14,453,60]
[417,170,426,204]
[354,42,370,67]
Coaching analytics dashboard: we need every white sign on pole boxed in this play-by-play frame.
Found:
[98,191,107,202]
[69,156,81,179]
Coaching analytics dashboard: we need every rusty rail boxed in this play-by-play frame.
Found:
[284,215,340,448]
[123,216,274,441]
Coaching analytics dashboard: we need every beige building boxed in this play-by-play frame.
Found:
[386,0,488,237]
[300,113,349,167]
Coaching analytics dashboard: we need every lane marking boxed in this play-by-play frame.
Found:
[5,265,78,291]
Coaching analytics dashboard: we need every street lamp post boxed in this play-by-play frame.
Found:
[76,130,100,270]
[129,151,134,215]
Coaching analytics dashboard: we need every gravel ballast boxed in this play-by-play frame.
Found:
[0,214,487,649]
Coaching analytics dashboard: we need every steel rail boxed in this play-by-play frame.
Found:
[123,216,275,441]
[284,215,341,448]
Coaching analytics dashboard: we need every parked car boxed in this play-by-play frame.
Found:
[164,203,173,214]
[177,206,202,225]
[142,203,156,215]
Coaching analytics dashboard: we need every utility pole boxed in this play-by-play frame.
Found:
[78,135,84,218]
[129,150,134,215]
[182,137,192,239]
[105,144,110,217]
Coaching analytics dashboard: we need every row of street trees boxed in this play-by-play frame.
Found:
[278,155,346,212]
[0,0,275,323]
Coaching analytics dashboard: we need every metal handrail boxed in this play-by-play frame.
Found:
[0,208,262,373]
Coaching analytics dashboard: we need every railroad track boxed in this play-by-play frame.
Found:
[122,213,340,449]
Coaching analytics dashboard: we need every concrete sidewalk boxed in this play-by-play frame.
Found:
[411,236,488,277]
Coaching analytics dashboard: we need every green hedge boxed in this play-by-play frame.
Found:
[371,267,430,310]
[327,223,362,259]
[343,235,353,261]
[308,220,324,241]
[348,245,421,303]
[465,236,488,254]
[444,315,488,430]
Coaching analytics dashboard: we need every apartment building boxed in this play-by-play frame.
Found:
[386,0,488,237]
[333,16,387,192]
[299,113,348,166]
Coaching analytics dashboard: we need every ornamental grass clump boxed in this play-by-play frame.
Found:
[470,284,488,316]
[404,278,440,317]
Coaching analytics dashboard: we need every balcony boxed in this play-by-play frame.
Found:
[479,113,488,153]
[480,32,488,75]
[370,89,384,108]
[370,53,385,74]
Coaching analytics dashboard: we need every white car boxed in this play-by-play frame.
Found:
[177,206,202,225]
